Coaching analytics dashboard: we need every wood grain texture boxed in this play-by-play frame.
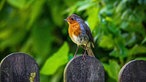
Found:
[64,55,104,82]
[119,60,146,82]
[0,52,39,82]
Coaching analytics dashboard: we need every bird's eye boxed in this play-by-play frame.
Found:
[70,17,74,20]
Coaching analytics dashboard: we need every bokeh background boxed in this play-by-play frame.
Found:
[0,0,146,82]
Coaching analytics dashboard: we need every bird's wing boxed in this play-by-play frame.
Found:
[81,21,94,48]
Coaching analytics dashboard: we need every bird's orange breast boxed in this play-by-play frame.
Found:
[68,21,81,38]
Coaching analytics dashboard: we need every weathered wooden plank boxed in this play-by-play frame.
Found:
[64,55,104,82]
[119,60,146,82]
[0,52,39,82]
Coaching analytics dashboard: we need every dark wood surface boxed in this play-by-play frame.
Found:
[64,55,104,82]
[119,60,146,82]
[0,52,39,82]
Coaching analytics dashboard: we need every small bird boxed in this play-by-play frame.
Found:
[65,14,95,57]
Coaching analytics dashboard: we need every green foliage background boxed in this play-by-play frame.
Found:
[0,0,146,82]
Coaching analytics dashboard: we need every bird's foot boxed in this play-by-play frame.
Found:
[74,54,77,58]
[82,54,86,61]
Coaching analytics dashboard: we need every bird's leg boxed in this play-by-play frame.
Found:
[82,50,87,61]
[74,45,79,57]
[83,42,88,55]
[82,43,88,60]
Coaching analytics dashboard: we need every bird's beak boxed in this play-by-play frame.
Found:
[64,19,67,22]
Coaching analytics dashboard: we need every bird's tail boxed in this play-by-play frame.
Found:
[86,47,95,57]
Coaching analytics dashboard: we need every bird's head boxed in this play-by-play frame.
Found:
[64,14,82,24]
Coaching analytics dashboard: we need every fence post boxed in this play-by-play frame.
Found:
[64,55,104,82]
[119,60,146,82]
[0,52,39,82]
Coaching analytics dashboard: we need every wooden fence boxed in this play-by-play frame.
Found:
[0,52,146,82]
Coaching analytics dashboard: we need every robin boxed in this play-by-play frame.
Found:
[65,14,95,57]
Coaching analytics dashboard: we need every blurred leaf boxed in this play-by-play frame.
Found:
[138,0,146,4]
[27,0,45,29]
[120,21,129,30]
[64,0,78,7]
[115,1,124,13]
[63,5,77,15]
[110,47,128,58]
[7,0,25,9]
[51,67,64,82]
[87,6,99,31]
[123,33,136,46]
[7,0,34,9]
[128,45,146,56]
[103,60,120,81]
[121,9,130,20]
[107,23,120,35]
[0,29,12,39]
[20,37,32,53]
[128,14,136,22]
[32,20,53,57]
[142,37,146,44]
[48,1,64,26]
[0,29,26,50]
[0,0,5,10]
[40,42,69,75]
[110,37,128,58]
[135,57,146,61]
[99,6,113,18]
[77,0,96,12]
[99,35,114,49]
